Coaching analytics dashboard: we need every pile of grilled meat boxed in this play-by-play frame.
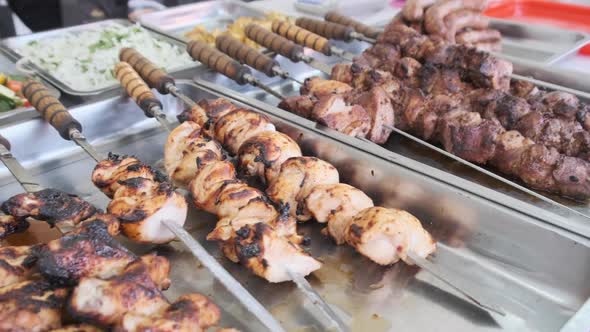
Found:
[279,22,590,200]
[172,98,435,281]
[0,187,228,331]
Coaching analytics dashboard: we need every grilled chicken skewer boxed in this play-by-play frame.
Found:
[119,47,198,108]
[244,23,333,75]
[215,34,303,85]
[22,80,101,162]
[168,103,348,331]
[114,62,174,132]
[186,41,285,100]
[272,20,356,61]
[295,17,377,44]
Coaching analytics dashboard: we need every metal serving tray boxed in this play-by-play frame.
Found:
[2,80,590,331]
[138,0,266,43]
[0,19,196,97]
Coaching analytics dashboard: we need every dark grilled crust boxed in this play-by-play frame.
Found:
[2,189,97,226]
[0,215,29,239]
[0,280,69,311]
[35,220,135,286]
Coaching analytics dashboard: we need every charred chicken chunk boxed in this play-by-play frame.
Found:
[108,178,187,244]
[189,160,237,215]
[164,121,223,187]
[233,223,322,283]
[197,98,239,127]
[118,293,221,332]
[68,255,171,327]
[214,181,266,220]
[0,214,29,239]
[0,280,68,332]
[266,157,340,221]
[1,189,97,228]
[238,131,302,183]
[34,216,136,286]
[345,207,436,265]
[0,245,37,288]
[49,324,103,332]
[304,183,374,244]
[214,109,276,155]
[92,153,167,198]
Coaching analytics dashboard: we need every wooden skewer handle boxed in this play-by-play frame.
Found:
[119,47,175,94]
[324,11,381,39]
[0,133,10,151]
[215,34,279,77]
[244,23,305,62]
[186,41,252,85]
[22,80,82,140]
[295,17,353,42]
[114,62,163,118]
[271,20,332,56]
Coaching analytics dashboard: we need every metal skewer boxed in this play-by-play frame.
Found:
[22,80,102,163]
[186,41,286,100]
[245,23,333,75]
[215,34,304,85]
[271,20,356,61]
[114,62,174,132]
[119,47,199,108]
[0,133,43,193]
[295,17,377,44]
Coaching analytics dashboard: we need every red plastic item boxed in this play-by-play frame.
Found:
[485,0,590,55]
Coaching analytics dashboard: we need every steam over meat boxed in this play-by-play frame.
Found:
[304,183,374,244]
[1,189,96,227]
[345,207,436,265]
[238,131,302,183]
[267,157,340,221]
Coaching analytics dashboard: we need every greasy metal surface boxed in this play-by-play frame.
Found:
[1,19,196,96]
[138,0,265,42]
[2,80,590,331]
[489,19,590,65]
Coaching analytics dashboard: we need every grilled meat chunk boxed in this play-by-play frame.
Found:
[301,77,353,97]
[266,157,340,221]
[108,178,187,244]
[0,280,68,332]
[92,153,167,198]
[2,189,96,228]
[49,324,103,332]
[233,223,322,283]
[34,216,136,286]
[278,95,317,119]
[189,160,238,215]
[0,214,29,239]
[238,131,302,183]
[118,293,220,332]
[177,105,209,129]
[198,98,239,126]
[214,109,276,155]
[402,0,436,21]
[68,256,170,327]
[304,183,374,244]
[347,85,395,143]
[345,207,436,265]
[214,182,265,220]
[312,94,371,138]
[164,121,223,187]
[0,245,37,288]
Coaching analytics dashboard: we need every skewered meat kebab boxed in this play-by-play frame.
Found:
[176,98,503,314]
[215,34,303,85]
[114,62,174,132]
[271,20,356,61]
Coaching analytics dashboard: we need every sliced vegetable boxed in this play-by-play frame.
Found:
[6,80,23,93]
